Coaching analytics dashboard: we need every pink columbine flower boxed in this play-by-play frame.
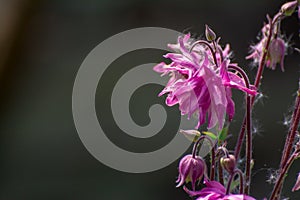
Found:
[176,154,206,191]
[184,180,256,200]
[246,23,270,63]
[292,172,300,192]
[268,37,286,71]
[154,33,256,129]
[246,24,287,72]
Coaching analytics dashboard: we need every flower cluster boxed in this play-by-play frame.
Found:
[153,1,300,200]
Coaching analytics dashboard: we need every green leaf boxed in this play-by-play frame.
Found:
[202,131,217,140]
[230,178,240,191]
[218,126,229,141]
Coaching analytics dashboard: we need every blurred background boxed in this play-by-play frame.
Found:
[0,0,299,199]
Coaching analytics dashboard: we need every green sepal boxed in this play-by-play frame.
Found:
[202,131,217,140]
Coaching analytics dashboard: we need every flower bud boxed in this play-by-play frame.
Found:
[292,172,300,192]
[268,37,286,71]
[281,1,298,16]
[220,154,236,174]
[205,25,216,41]
[179,129,201,142]
[176,154,206,190]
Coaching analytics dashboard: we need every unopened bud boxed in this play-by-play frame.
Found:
[220,154,236,174]
[281,1,298,16]
[205,25,216,41]
[179,129,201,142]
[268,37,286,71]
[176,154,206,191]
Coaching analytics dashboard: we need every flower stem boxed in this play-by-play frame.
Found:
[192,135,216,180]
[270,150,299,200]
[217,146,229,185]
[227,65,253,194]
[218,162,224,185]
[234,15,276,161]
[190,40,219,68]
[226,169,244,195]
[244,94,252,194]
[280,87,300,168]
[274,85,300,198]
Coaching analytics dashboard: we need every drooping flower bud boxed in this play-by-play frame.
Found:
[220,154,236,174]
[179,129,201,142]
[205,25,216,41]
[292,172,300,192]
[268,37,286,71]
[281,1,298,16]
[176,154,206,190]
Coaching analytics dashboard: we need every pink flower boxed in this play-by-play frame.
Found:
[154,33,256,129]
[184,181,256,200]
[176,154,207,191]
[246,24,287,72]
[246,24,269,64]
[268,37,286,71]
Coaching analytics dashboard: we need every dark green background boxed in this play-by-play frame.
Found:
[0,0,299,199]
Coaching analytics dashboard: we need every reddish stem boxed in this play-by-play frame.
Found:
[228,65,252,194]
[234,13,282,160]
[280,87,300,168]
[270,150,299,200]
[192,135,216,180]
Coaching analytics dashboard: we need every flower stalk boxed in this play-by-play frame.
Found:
[273,84,300,198]
[228,64,253,194]
[226,169,244,195]
[192,135,216,180]
[234,13,282,161]
[280,86,300,168]
[270,149,300,199]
